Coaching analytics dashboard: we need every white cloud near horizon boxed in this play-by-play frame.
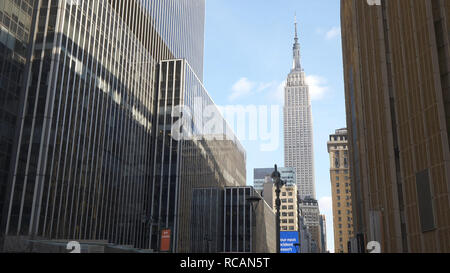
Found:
[229,77,255,101]
[315,27,324,35]
[306,75,329,101]
[230,74,330,103]
[325,26,341,40]
[229,77,277,101]
[319,196,333,212]
[267,80,286,105]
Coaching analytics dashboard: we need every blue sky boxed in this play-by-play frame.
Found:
[203,0,345,252]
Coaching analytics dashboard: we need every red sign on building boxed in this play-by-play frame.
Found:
[160,229,171,252]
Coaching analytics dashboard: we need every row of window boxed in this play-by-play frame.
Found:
[281,226,296,231]
[281,212,295,217]
[281,191,294,197]
[336,195,351,201]
[334,176,350,181]
[336,189,350,194]
[337,216,353,223]
[330,135,348,141]
[337,210,352,215]
[338,230,353,236]
[337,224,352,229]
[336,202,352,208]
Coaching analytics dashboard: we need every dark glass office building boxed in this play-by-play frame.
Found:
[0,0,36,248]
[191,187,276,253]
[0,0,206,251]
[152,59,246,253]
[190,188,223,253]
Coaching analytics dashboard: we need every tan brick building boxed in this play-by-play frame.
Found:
[328,129,354,253]
[278,185,299,232]
[263,181,299,232]
[341,0,450,253]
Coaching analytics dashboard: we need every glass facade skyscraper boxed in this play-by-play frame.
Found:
[190,187,276,253]
[224,187,276,253]
[0,0,206,251]
[152,59,246,253]
[0,0,36,248]
[190,188,224,253]
[149,0,205,81]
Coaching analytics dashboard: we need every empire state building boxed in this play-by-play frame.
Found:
[284,19,315,199]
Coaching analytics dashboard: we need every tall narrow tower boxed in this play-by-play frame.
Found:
[284,18,315,200]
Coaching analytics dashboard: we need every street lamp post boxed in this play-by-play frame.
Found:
[271,164,285,254]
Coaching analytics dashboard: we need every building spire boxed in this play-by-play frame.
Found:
[293,14,302,71]
[295,13,298,42]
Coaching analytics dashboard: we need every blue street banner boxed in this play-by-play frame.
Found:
[280,231,300,253]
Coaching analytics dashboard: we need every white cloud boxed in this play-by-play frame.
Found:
[306,75,329,100]
[267,80,285,105]
[229,77,256,101]
[229,78,276,101]
[319,196,333,212]
[257,81,276,93]
[266,75,329,104]
[229,75,328,103]
[325,26,341,40]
